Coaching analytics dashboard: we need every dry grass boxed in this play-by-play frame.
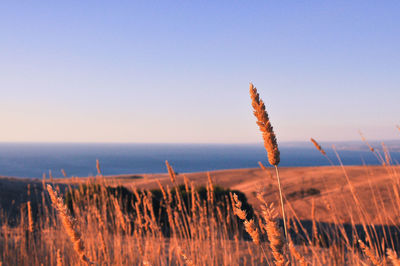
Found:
[1,160,400,265]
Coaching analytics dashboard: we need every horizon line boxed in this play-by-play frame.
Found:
[0,139,399,145]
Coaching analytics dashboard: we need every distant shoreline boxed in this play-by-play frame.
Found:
[0,142,398,178]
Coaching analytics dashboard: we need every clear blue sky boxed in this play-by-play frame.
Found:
[1,1,399,143]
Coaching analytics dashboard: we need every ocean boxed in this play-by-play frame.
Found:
[0,142,399,178]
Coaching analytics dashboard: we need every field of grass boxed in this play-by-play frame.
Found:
[1,84,400,265]
[2,163,400,265]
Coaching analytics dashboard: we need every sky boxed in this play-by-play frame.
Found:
[1,1,399,143]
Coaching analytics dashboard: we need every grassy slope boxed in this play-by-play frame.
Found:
[3,165,399,225]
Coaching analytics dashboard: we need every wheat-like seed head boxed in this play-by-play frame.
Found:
[191,182,197,214]
[381,141,392,166]
[244,219,260,245]
[207,172,214,203]
[96,159,102,176]
[132,187,142,205]
[264,213,285,266]
[232,194,261,245]
[257,194,286,266]
[387,249,400,266]
[289,242,307,266]
[27,201,34,233]
[61,169,67,178]
[166,185,173,204]
[258,161,267,170]
[232,193,247,220]
[174,186,183,211]
[358,240,381,266]
[46,184,93,265]
[135,201,143,228]
[183,175,190,194]
[165,160,176,183]
[310,138,326,156]
[56,249,62,266]
[176,246,194,266]
[42,173,46,189]
[156,179,167,201]
[49,170,53,183]
[359,131,375,152]
[249,83,280,166]
[113,197,127,232]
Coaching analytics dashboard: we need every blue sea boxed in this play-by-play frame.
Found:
[0,142,399,178]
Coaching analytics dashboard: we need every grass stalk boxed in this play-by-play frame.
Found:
[274,165,287,239]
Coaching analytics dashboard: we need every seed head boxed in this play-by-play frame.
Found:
[310,138,326,156]
[250,83,280,166]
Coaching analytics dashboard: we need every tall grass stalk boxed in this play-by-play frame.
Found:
[249,82,287,239]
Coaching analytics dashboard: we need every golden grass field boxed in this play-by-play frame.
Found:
[51,164,400,225]
[1,164,400,265]
[1,84,400,265]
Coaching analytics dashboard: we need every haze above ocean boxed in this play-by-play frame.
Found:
[0,142,399,178]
